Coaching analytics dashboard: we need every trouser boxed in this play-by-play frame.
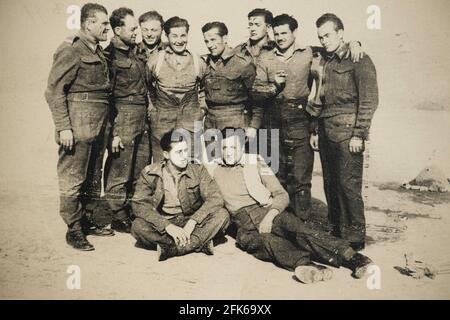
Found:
[264,101,314,220]
[104,103,150,221]
[131,209,230,254]
[203,105,249,160]
[318,121,366,244]
[150,106,201,164]
[233,205,355,271]
[57,99,109,229]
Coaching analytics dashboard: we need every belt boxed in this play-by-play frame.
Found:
[206,102,247,109]
[115,95,148,104]
[67,92,111,102]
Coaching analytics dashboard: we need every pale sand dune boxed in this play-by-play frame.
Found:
[0,0,450,299]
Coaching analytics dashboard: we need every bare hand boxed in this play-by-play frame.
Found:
[349,136,364,154]
[245,127,257,140]
[310,134,319,152]
[183,219,197,240]
[165,224,190,247]
[274,70,287,87]
[111,136,124,153]
[258,209,279,234]
[59,129,74,151]
[346,41,364,63]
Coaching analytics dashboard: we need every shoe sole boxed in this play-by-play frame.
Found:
[294,266,323,284]
[67,244,95,251]
[353,263,372,279]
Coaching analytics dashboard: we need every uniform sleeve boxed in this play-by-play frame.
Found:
[45,44,79,132]
[198,58,208,113]
[131,171,171,233]
[250,56,280,103]
[353,55,379,139]
[257,157,289,213]
[190,165,225,224]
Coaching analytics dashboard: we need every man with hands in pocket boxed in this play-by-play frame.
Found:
[131,130,230,261]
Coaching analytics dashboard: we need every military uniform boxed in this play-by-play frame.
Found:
[202,46,262,147]
[147,47,207,163]
[45,32,111,230]
[312,43,379,248]
[103,36,150,224]
[252,44,316,220]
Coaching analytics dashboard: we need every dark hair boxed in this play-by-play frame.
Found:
[160,129,187,152]
[272,14,298,31]
[139,10,164,26]
[248,8,273,25]
[109,7,134,30]
[80,3,108,25]
[164,16,189,34]
[201,21,228,36]
[315,13,344,31]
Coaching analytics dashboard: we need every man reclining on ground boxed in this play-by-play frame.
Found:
[205,127,373,284]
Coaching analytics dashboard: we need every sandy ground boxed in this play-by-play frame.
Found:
[1,0,450,300]
[0,105,449,300]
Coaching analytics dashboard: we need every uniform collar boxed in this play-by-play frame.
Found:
[244,35,276,51]
[324,42,348,62]
[146,160,191,178]
[273,42,305,58]
[111,35,131,51]
[77,30,100,53]
[165,45,191,56]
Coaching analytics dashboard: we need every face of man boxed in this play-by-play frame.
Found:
[115,15,139,46]
[167,26,188,54]
[203,28,227,57]
[86,11,110,42]
[164,141,189,170]
[273,24,296,51]
[221,135,245,166]
[248,15,269,42]
[317,21,344,53]
[140,19,163,46]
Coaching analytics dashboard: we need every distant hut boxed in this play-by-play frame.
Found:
[402,165,449,192]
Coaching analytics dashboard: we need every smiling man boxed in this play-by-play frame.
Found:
[136,11,166,62]
[103,7,150,233]
[45,3,114,251]
[147,16,207,163]
[201,21,262,148]
[131,130,229,261]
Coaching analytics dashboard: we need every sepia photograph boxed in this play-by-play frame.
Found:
[0,0,449,303]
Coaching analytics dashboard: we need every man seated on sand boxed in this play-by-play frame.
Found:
[205,127,373,284]
[131,129,230,261]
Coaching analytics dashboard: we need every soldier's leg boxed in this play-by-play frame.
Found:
[57,142,92,228]
[81,122,110,226]
[130,129,151,198]
[272,211,355,267]
[335,139,366,248]
[318,127,341,235]
[289,136,314,220]
[131,217,177,249]
[187,208,230,251]
[233,210,311,271]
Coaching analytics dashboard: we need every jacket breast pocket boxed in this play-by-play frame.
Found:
[331,65,355,95]
[80,55,106,85]
[115,59,133,82]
